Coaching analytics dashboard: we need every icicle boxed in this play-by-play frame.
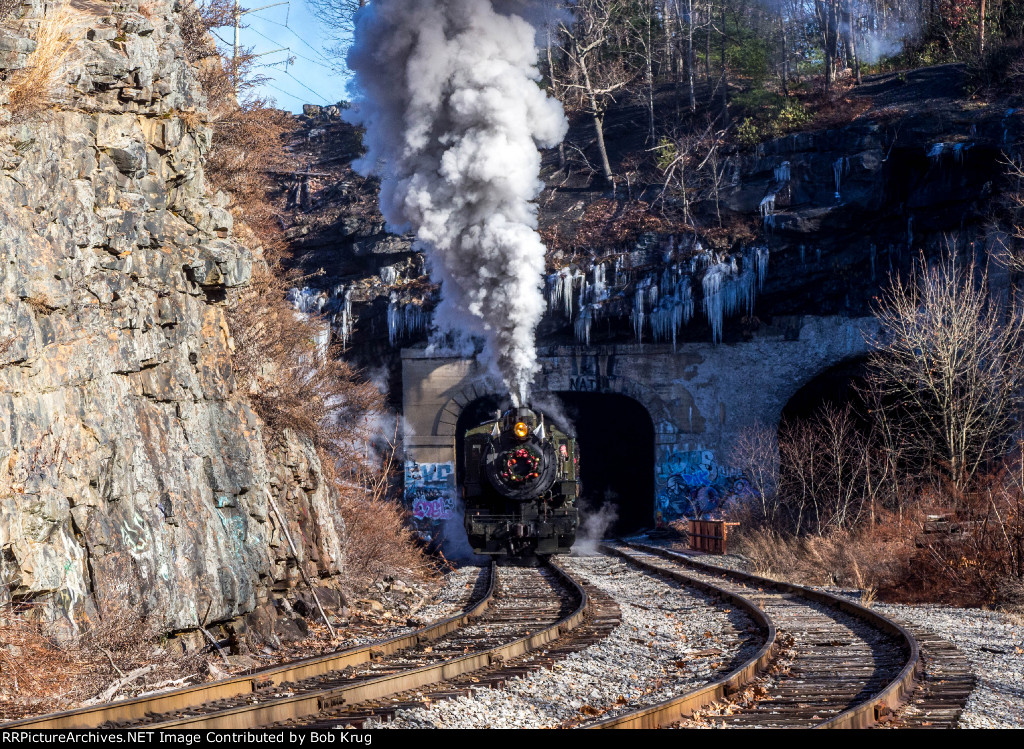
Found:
[547,268,582,319]
[833,157,848,201]
[287,287,327,314]
[387,294,431,347]
[702,262,729,344]
[927,142,946,165]
[703,257,749,336]
[816,247,822,264]
[953,143,968,165]
[870,243,877,281]
[650,274,693,349]
[387,292,399,345]
[774,160,791,183]
[646,275,659,308]
[760,194,776,230]
[575,304,595,345]
[592,262,608,303]
[631,288,646,341]
[379,266,399,285]
[753,247,770,289]
[907,215,914,249]
[339,286,354,349]
[799,244,806,265]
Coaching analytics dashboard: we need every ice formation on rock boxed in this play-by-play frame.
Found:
[388,293,430,345]
[833,156,849,201]
[774,160,791,184]
[760,193,776,230]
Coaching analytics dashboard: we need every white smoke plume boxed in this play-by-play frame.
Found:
[572,497,619,557]
[345,0,568,405]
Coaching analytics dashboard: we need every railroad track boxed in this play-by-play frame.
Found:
[592,543,922,729]
[280,575,622,728]
[5,559,595,729]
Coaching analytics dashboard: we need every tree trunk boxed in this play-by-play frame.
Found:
[578,49,614,185]
[849,0,862,85]
[687,0,696,112]
[705,0,712,84]
[720,3,728,118]
[979,0,987,54]
[781,15,789,95]
[593,112,614,186]
[647,3,656,143]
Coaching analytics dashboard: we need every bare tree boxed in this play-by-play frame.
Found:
[866,252,1024,492]
[993,155,1024,273]
[558,0,635,187]
[731,423,780,524]
[306,0,366,59]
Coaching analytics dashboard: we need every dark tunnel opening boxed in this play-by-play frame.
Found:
[454,392,656,540]
[780,355,871,427]
[555,392,655,537]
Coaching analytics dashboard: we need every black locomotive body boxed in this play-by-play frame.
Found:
[463,407,579,560]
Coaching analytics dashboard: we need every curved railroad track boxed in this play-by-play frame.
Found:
[6,544,969,730]
[3,563,496,729]
[5,559,598,730]
[591,543,922,729]
[280,573,622,728]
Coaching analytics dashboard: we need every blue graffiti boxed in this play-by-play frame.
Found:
[656,450,752,521]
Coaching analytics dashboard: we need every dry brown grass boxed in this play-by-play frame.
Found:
[4,3,79,120]
[334,466,437,591]
[0,587,207,720]
[733,522,915,593]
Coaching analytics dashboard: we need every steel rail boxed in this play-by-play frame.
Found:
[608,542,922,730]
[142,558,590,729]
[4,563,497,730]
[587,544,776,729]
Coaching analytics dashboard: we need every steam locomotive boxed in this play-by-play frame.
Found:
[463,406,580,560]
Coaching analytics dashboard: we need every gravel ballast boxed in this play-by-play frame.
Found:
[873,602,1024,728]
[367,554,759,728]
[639,535,1024,728]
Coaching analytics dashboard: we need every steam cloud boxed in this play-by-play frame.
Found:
[572,498,619,557]
[345,0,567,405]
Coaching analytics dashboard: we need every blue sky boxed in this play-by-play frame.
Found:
[209,0,351,113]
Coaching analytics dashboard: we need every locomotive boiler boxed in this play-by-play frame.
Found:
[463,406,579,560]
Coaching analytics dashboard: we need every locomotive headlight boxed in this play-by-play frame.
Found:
[513,421,530,439]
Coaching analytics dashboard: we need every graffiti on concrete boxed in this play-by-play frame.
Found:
[656,449,752,520]
[404,461,456,520]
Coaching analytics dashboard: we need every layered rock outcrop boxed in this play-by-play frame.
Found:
[0,0,342,634]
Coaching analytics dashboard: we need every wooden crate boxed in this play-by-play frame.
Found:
[688,520,739,555]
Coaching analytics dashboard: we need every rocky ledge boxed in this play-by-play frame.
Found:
[0,0,343,641]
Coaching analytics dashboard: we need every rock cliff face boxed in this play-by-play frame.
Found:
[275,65,1022,365]
[0,0,342,635]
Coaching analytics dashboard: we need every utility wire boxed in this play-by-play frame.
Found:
[282,69,331,103]
[245,23,334,71]
[247,10,335,65]
[264,81,310,106]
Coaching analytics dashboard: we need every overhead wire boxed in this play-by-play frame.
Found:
[246,10,335,65]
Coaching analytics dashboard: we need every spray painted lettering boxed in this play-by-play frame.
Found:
[404,461,456,520]
[656,449,752,521]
